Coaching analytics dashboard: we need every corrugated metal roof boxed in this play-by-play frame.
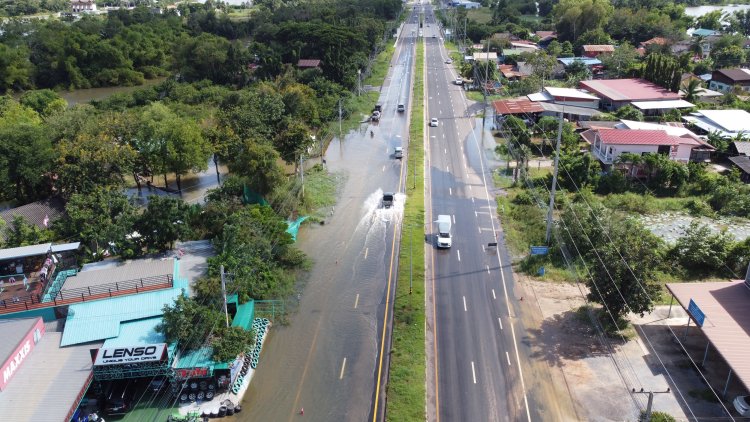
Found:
[595,129,682,146]
[583,44,614,52]
[666,281,750,391]
[51,242,80,253]
[558,57,602,67]
[580,78,681,102]
[61,258,173,291]
[102,317,165,347]
[492,98,544,115]
[0,332,98,421]
[631,100,695,110]
[732,141,750,155]
[0,317,40,363]
[539,102,602,117]
[0,243,52,261]
[175,346,214,369]
[0,197,65,240]
[60,260,186,347]
[729,155,750,174]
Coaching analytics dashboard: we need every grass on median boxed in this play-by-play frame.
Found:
[386,38,426,422]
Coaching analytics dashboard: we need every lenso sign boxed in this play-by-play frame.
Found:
[95,344,167,366]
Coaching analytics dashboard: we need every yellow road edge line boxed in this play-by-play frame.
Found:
[372,26,412,422]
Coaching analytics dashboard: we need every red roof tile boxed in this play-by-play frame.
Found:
[297,59,321,68]
[492,99,544,115]
[595,129,682,145]
[583,45,615,52]
[579,78,681,102]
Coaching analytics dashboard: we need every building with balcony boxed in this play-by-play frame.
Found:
[581,129,707,169]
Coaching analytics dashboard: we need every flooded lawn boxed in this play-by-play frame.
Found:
[639,212,750,244]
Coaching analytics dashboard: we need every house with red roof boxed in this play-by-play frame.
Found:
[582,45,615,58]
[580,128,708,169]
[579,78,681,111]
[296,59,321,69]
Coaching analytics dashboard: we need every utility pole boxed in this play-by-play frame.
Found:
[300,155,305,197]
[357,69,362,97]
[632,388,671,421]
[220,265,229,328]
[545,112,563,244]
[338,99,343,140]
[480,37,490,148]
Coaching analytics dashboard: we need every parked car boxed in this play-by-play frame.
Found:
[394,147,404,159]
[445,59,452,64]
[397,104,405,113]
[104,381,134,416]
[430,118,438,127]
[455,78,463,85]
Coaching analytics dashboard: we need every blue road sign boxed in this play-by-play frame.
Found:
[530,246,549,255]
[688,299,706,327]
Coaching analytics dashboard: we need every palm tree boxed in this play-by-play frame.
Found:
[683,78,702,103]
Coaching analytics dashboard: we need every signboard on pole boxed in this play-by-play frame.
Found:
[530,246,549,255]
[95,344,167,366]
[688,299,706,327]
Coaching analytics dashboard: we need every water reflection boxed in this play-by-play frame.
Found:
[125,160,229,206]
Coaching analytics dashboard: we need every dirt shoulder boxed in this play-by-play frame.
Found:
[518,276,731,421]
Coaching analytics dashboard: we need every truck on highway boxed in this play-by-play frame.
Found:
[436,215,452,248]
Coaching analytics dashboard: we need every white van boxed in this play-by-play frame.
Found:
[436,215,452,248]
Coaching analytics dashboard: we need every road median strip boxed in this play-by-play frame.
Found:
[385,32,426,421]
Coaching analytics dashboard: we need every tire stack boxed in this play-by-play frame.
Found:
[248,318,270,369]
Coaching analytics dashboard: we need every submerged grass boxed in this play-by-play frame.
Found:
[386,38,426,421]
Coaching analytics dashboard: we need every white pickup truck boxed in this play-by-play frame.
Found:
[436,215,452,248]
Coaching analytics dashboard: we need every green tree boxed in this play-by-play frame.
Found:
[19,89,67,117]
[212,326,255,362]
[524,51,557,83]
[600,42,639,78]
[55,132,137,197]
[682,78,701,102]
[614,105,644,121]
[136,196,193,251]
[0,103,53,202]
[695,10,723,30]
[672,222,733,273]
[4,215,53,247]
[158,295,224,350]
[208,205,304,301]
[162,117,212,192]
[227,140,285,196]
[274,121,313,168]
[58,187,138,255]
[711,45,746,69]
[554,0,614,41]
[0,44,33,93]
[562,202,662,321]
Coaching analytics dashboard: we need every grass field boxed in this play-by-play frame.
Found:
[466,7,493,24]
[385,38,426,421]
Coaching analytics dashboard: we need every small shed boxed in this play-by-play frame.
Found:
[728,155,750,183]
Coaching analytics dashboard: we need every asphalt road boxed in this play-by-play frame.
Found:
[422,5,578,422]
[238,11,418,422]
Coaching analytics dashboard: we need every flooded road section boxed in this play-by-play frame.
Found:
[237,20,417,422]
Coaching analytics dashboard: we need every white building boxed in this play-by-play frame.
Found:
[683,109,750,138]
[71,0,96,13]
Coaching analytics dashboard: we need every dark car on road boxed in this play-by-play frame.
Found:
[382,192,395,208]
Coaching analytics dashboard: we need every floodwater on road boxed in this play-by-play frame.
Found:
[236,123,404,422]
